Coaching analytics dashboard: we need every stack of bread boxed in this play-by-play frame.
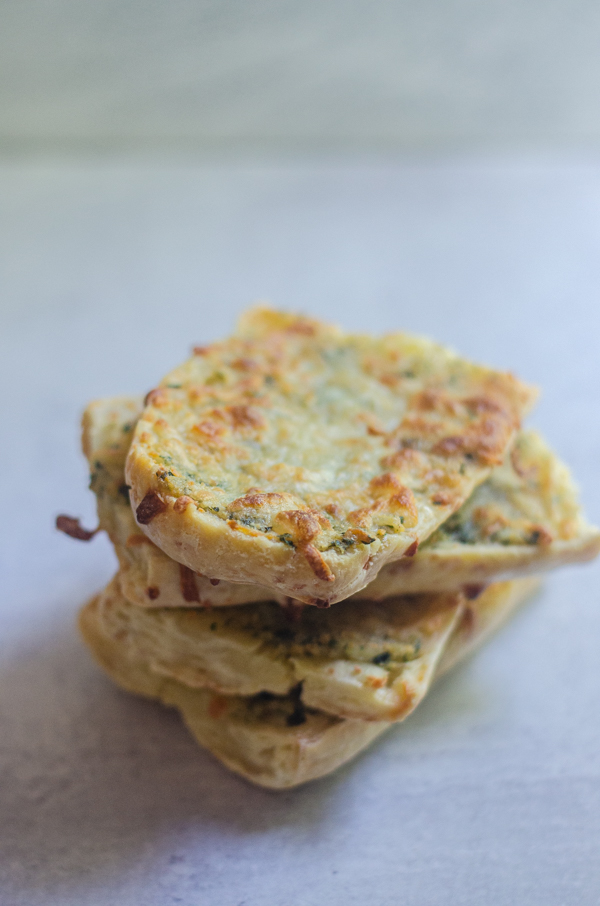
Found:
[60,307,600,788]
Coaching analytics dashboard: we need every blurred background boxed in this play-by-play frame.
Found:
[3,0,600,155]
[3,5,600,904]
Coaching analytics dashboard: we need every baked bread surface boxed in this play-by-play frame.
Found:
[79,577,539,788]
[93,574,467,722]
[125,307,535,603]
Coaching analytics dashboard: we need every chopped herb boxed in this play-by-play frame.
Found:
[286,709,307,727]
[273,627,295,642]
[206,371,226,385]
[286,682,306,727]
[279,533,295,547]
[372,651,391,665]
[118,483,131,501]
[210,622,217,631]
[253,691,276,703]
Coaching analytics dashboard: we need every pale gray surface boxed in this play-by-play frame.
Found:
[3,0,600,153]
[1,160,600,904]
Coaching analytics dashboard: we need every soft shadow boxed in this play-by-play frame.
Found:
[0,585,512,902]
[0,612,346,900]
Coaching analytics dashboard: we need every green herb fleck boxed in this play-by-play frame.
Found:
[372,651,391,665]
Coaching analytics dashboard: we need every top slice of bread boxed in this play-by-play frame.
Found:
[124,307,536,603]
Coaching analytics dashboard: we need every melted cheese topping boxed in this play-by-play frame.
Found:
[127,307,535,579]
[429,431,583,548]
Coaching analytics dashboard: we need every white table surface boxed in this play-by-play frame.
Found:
[1,158,600,905]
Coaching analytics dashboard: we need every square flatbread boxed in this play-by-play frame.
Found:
[79,577,538,789]
[93,573,470,722]
[125,307,535,603]
[80,397,597,608]
[355,429,600,597]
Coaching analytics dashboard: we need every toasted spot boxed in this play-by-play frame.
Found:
[226,404,266,430]
[230,492,286,510]
[510,445,536,479]
[315,599,332,608]
[433,424,504,464]
[173,495,194,514]
[380,447,423,470]
[144,388,169,407]
[56,514,98,541]
[192,420,226,441]
[369,472,405,498]
[464,395,506,416]
[472,505,509,538]
[358,412,387,436]
[347,503,381,529]
[432,492,453,506]
[404,539,419,557]
[304,544,335,582]
[528,524,553,545]
[136,491,168,524]
[389,487,418,527]
[146,586,160,600]
[179,564,200,603]
[208,695,229,719]
[424,469,461,489]
[286,320,316,336]
[272,510,329,544]
[414,388,459,416]
[400,415,445,437]
[231,357,259,371]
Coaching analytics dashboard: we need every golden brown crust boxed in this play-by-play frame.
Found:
[353,430,600,598]
[125,307,536,603]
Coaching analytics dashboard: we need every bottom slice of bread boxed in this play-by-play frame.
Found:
[79,576,539,789]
